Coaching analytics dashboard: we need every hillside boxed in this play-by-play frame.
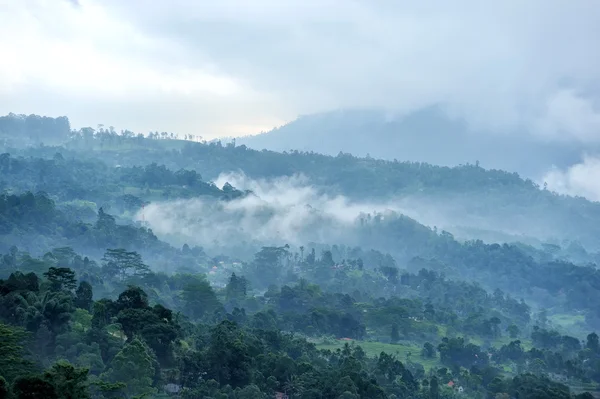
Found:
[45,125,600,252]
[1,114,599,398]
[236,106,590,179]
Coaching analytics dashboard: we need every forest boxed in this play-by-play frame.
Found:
[1,113,599,398]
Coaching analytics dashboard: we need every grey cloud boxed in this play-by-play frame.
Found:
[104,0,600,140]
[1,0,599,141]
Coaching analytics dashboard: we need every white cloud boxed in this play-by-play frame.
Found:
[0,0,284,137]
[543,155,600,201]
[535,90,600,142]
[138,172,406,249]
[1,0,599,140]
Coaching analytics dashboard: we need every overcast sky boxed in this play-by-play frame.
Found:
[1,0,599,140]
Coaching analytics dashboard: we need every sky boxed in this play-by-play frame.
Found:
[0,0,599,141]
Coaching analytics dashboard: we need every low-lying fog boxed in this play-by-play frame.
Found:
[136,173,589,258]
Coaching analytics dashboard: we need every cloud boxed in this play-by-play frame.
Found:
[1,0,599,140]
[0,0,284,137]
[137,172,407,251]
[138,172,600,257]
[543,155,600,201]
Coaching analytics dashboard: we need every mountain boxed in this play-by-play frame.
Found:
[2,113,600,398]
[237,106,590,179]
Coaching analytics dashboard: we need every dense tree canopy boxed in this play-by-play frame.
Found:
[0,114,598,398]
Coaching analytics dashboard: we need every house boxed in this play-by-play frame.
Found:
[447,381,455,388]
[275,392,289,399]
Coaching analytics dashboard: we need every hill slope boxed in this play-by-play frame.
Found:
[237,106,589,179]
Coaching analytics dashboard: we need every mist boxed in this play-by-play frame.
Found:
[136,172,591,259]
[137,173,411,253]
[543,155,600,202]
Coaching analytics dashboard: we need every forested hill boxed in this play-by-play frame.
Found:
[52,122,600,251]
[2,113,600,249]
[235,107,590,178]
[1,113,600,397]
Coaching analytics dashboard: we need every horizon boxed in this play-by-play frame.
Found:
[1,1,599,141]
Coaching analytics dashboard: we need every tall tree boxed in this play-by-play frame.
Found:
[44,267,77,292]
[74,282,93,311]
[391,323,400,343]
[101,338,158,397]
[181,276,221,320]
[12,375,57,399]
[102,249,149,281]
[0,323,33,382]
[43,360,90,399]
[226,273,248,301]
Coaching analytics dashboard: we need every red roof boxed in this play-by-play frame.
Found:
[447,381,455,387]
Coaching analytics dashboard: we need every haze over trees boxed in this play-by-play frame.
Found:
[1,113,599,398]
[236,106,592,179]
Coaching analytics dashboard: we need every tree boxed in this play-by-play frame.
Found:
[422,342,436,359]
[44,267,77,292]
[0,377,8,399]
[226,273,248,302]
[206,321,252,388]
[12,375,57,399]
[116,286,148,310]
[252,246,289,286]
[424,303,435,321]
[306,248,316,265]
[74,282,93,311]
[510,373,570,399]
[390,323,400,343]
[429,376,439,399]
[102,249,149,281]
[181,276,221,320]
[587,332,599,353]
[95,207,116,232]
[507,324,520,339]
[43,360,90,399]
[380,266,399,283]
[101,338,158,397]
[90,380,126,399]
[320,250,334,268]
[0,323,34,382]
[335,376,358,397]
[490,316,502,337]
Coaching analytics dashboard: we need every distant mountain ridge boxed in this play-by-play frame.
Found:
[237,106,590,179]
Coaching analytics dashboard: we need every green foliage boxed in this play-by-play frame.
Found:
[0,377,7,399]
[0,323,34,382]
[2,117,600,398]
[43,360,90,399]
[390,323,400,343]
[12,375,57,399]
[180,275,221,320]
[102,249,149,282]
[101,338,158,397]
[74,282,93,311]
[44,267,77,292]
